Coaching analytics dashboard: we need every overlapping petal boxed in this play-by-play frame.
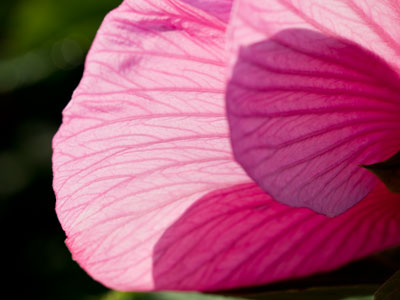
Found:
[226,0,400,216]
[154,182,400,290]
[53,0,246,291]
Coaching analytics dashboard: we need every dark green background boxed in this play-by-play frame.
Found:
[0,1,120,299]
[0,1,398,299]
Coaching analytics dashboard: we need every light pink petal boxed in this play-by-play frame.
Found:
[180,0,234,23]
[154,182,400,291]
[226,1,400,216]
[52,0,249,291]
[228,0,400,73]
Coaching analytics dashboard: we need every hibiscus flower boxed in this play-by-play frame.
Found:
[52,0,400,292]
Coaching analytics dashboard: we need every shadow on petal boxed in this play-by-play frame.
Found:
[153,183,400,291]
[226,29,400,216]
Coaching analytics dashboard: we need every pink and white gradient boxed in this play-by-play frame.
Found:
[52,0,400,292]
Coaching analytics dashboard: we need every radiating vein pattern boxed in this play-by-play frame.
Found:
[226,5,400,216]
[228,0,400,73]
[52,0,246,290]
[53,0,400,292]
[153,183,400,290]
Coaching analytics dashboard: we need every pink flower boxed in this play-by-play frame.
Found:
[52,0,400,292]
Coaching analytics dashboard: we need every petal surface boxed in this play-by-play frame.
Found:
[226,1,400,216]
[52,0,248,291]
[180,0,234,23]
[228,0,400,72]
[154,182,400,291]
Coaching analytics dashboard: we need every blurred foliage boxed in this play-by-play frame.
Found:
[0,1,120,300]
[99,290,375,300]
[374,269,400,300]
[0,0,399,300]
[100,291,245,300]
[0,0,120,197]
[0,0,122,93]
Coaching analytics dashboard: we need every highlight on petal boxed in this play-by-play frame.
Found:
[226,6,400,216]
[52,0,249,291]
[153,182,400,291]
[228,0,400,73]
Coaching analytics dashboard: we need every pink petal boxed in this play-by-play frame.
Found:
[226,1,400,216]
[52,0,249,291]
[228,0,400,73]
[154,182,400,291]
[180,0,234,23]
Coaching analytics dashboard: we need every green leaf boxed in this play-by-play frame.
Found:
[100,291,246,300]
[100,288,375,300]
[374,269,400,300]
[362,151,400,193]
[221,285,376,300]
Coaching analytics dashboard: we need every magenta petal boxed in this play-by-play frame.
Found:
[226,15,400,216]
[154,183,400,291]
[52,0,249,290]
